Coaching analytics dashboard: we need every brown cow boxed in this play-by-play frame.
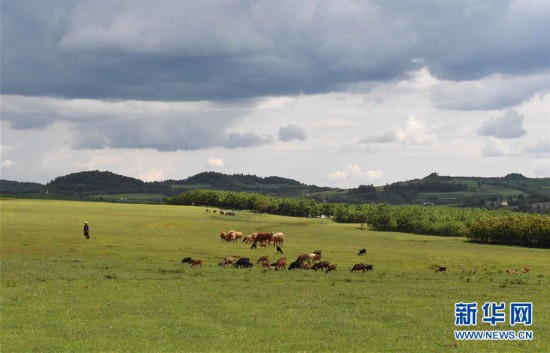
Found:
[257,255,269,264]
[220,231,228,242]
[228,230,243,242]
[190,259,203,268]
[297,254,310,263]
[524,266,530,273]
[233,231,243,241]
[219,256,240,266]
[326,264,337,273]
[255,232,274,243]
[275,257,287,271]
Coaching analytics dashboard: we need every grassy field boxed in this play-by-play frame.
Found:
[1,199,549,352]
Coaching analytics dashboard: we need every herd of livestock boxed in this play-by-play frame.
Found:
[178,211,534,276]
[181,228,375,274]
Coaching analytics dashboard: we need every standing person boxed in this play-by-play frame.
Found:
[83,221,90,239]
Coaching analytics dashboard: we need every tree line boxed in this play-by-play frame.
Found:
[165,189,550,248]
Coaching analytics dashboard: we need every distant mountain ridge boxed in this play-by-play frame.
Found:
[1,170,549,208]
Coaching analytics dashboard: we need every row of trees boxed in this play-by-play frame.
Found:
[165,189,549,248]
[165,189,331,217]
[469,214,550,248]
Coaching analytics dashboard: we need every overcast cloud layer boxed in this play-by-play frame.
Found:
[1,0,549,186]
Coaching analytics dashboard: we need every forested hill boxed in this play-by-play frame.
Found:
[1,171,549,209]
[44,170,170,195]
[165,171,329,196]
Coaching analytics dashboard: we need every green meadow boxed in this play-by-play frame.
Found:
[1,199,549,352]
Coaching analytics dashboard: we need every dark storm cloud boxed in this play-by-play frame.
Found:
[5,0,547,103]
[383,0,550,80]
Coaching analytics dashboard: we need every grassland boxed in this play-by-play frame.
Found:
[1,199,549,352]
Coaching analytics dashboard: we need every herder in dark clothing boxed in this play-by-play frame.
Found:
[83,222,90,239]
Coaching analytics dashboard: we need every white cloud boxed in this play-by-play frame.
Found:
[361,130,398,144]
[138,168,166,182]
[1,159,18,168]
[481,139,516,157]
[532,159,550,177]
[206,157,225,168]
[523,139,550,154]
[361,115,435,146]
[328,164,384,185]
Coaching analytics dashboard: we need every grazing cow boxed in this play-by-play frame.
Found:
[257,256,269,264]
[313,250,322,256]
[436,266,446,273]
[325,264,337,273]
[181,257,193,264]
[524,266,530,273]
[275,257,287,271]
[255,232,274,243]
[272,232,285,246]
[260,260,274,271]
[219,256,240,266]
[276,246,284,254]
[297,254,310,263]
[190,259,203,268]
[233,232,243,241]
[243,234,256,243]
[288,259,303,270]
[358,248,367,256]
[311,263,323,271]
[350,263,367,273]
[234,258,253,268]
[306,253,322,263]
[220,231,235,242]
[312,261,329,271]
[227,230,243,242]
[506,268,518,274]
[365,264,374,271]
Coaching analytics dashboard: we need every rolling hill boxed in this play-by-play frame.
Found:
[1,171,549,208]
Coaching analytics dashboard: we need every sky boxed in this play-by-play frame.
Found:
[1,0,549,188]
